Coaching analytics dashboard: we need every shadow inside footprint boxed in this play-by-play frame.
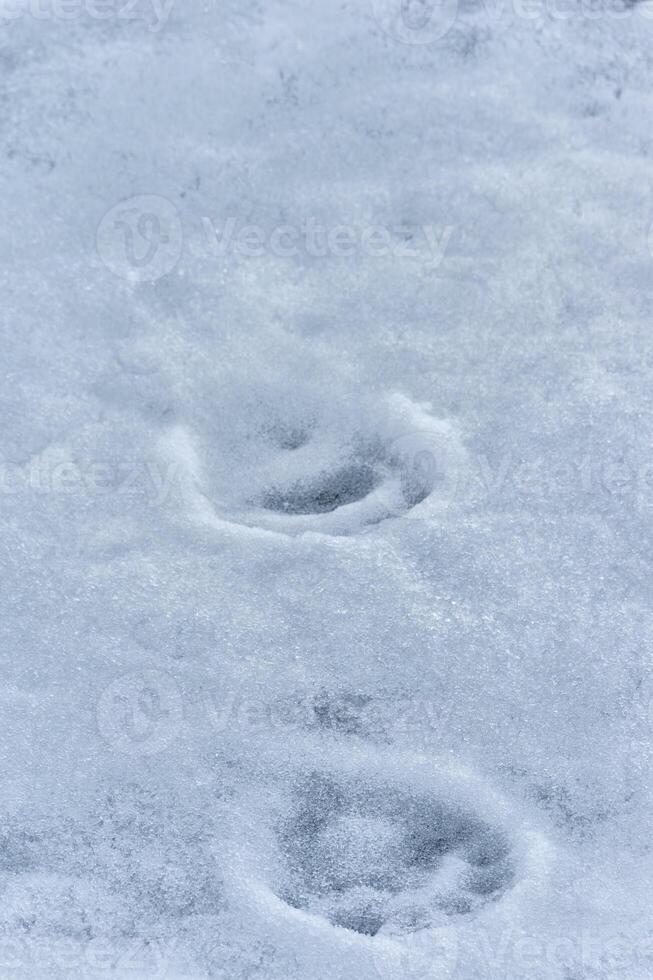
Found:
[330,902,386,936]
[265,420,313,451]
[260,464,379,515]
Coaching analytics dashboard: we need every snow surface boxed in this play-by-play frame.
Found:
[0,0,652,977]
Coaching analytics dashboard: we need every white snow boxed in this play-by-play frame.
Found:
[0,0,651,977]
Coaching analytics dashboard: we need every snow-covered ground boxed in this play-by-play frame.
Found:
[0,1,652,977]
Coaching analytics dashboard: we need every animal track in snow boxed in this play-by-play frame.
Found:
[220,744,553,976]
[159,393,468,538]
[276,771,515,937]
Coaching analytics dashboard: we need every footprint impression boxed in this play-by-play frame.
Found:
[276,771,515,938]
[220,745,551,974]
[160,392,468,537]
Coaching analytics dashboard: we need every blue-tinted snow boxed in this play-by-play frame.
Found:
[0,1,651,977]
